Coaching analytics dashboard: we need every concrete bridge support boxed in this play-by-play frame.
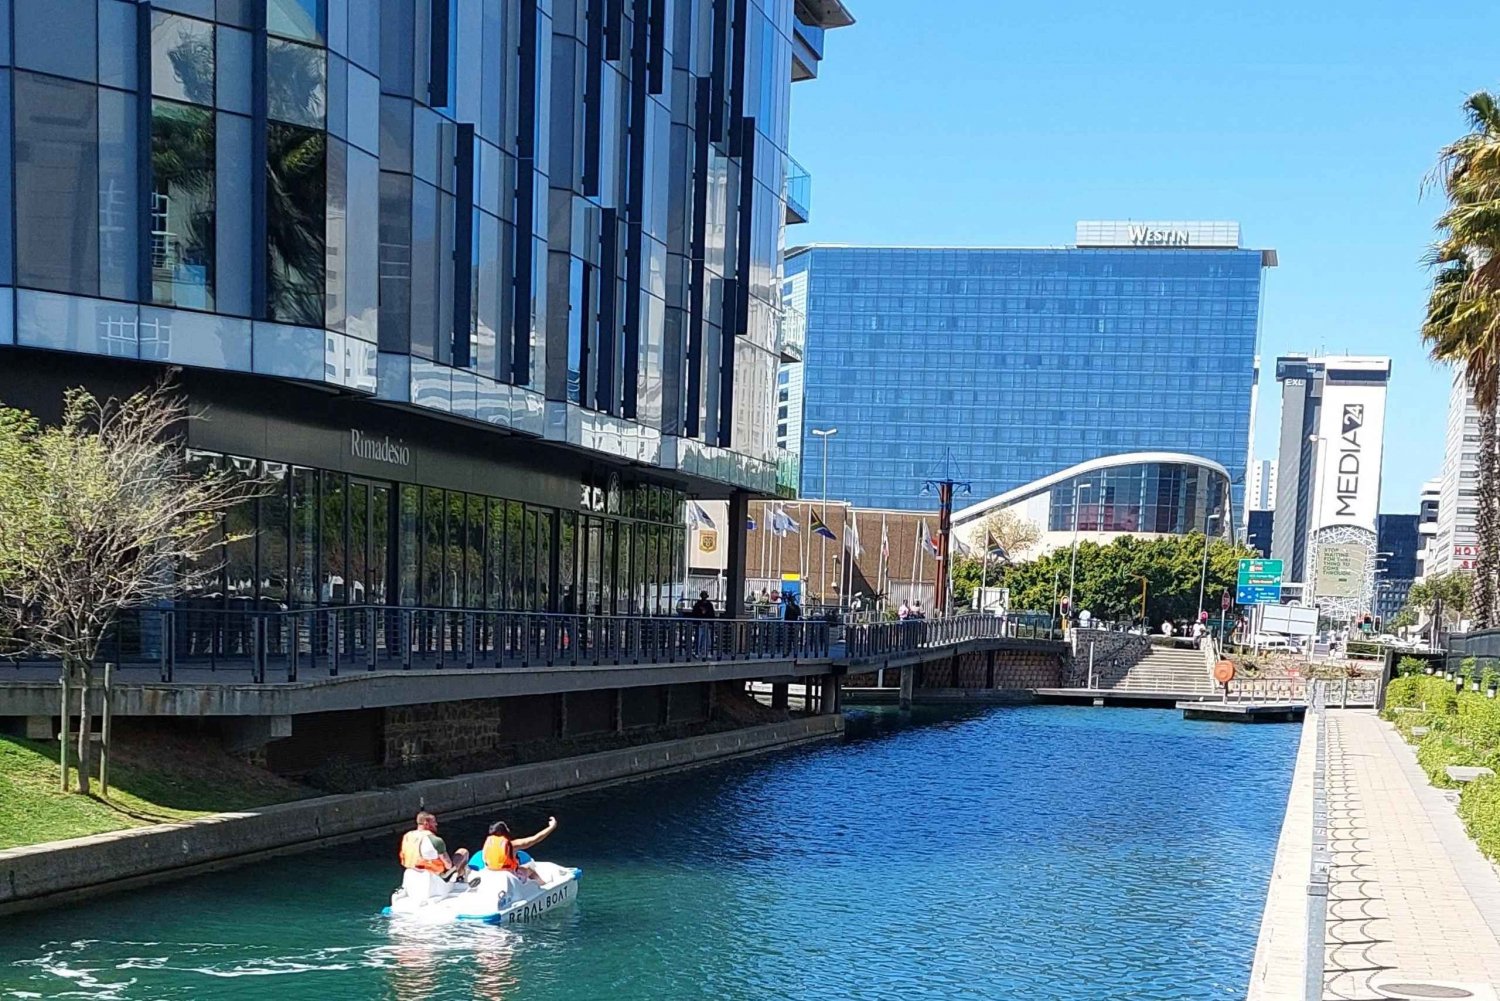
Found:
[899,665,914,710]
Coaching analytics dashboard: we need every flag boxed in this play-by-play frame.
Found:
[844,511,863,556]
[810,510,837,541]
[687,501,716,530]
[918,520,939,557]
[954,536,975,557]
[880,519,890,565]
[771,507,800,536]
[986,533,1009,561]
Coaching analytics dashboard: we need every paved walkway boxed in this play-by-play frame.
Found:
[1320,711,1500,999]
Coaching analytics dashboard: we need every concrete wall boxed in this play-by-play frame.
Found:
[845,646,1063,691]
[0,715,843,916]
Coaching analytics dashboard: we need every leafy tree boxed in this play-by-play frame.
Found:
[954,534,1255,624]
[1425,92,1500,626]
[0,381,262,794]
[1407,572,1472,632]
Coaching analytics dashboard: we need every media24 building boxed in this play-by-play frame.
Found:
[784,221,1277,538]
[0,3,850,669]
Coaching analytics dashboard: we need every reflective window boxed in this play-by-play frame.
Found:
[98,1,138,91]
[267,37,326,128]
[15,0,95,82]
[151,100,216,310]
[98,90,138,300]
[215,112,253,316]
[377,171,412,351]
[152,13,215,106]
[269,0,326,43]
[14,72,98,295]
[266,121,326,325]
[216,27,253,115]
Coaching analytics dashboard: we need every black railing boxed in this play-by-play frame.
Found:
[2,605,831,683]
[841,613,1055,660]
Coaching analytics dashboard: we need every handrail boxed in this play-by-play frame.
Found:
[2,605,831,683]
[842,612,1056,661]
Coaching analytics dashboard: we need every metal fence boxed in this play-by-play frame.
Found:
[841,613,1052,661]
[1,605,832,683]
[1221,676,1379,708]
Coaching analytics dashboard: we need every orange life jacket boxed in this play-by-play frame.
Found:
[399,828,446,873]
[482,834,518,871]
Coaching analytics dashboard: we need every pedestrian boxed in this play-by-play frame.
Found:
[899,599,912,621]
[1192,620,1205,648]
[784,593,801,620]
[1161,620,1174,637]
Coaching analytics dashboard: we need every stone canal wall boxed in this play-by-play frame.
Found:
[846,646,1063,693]
[0,714,843,916]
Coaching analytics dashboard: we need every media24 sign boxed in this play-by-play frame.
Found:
[1236,558,1283,606]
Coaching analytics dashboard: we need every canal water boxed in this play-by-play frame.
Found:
[0,706,1297,1000]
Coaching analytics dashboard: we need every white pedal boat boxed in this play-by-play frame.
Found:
[384,855,582,925]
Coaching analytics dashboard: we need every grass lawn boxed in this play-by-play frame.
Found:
[0,729,311,850]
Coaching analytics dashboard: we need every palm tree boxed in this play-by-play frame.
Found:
[1425,92,1500,628]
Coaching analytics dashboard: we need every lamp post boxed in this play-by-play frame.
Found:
[922,448,971,616]
[1135,573,1148,628]
[811,427,837,604]
[1067,481,1094,618]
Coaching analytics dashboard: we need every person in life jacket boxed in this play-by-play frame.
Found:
[399,811,472,882]
[482,816,559,884]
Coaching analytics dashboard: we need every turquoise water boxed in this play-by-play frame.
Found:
[0,706,1297,1000]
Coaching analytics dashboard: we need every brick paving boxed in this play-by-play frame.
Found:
[1320,711,1500,999]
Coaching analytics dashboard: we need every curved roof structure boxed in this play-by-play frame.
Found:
[951,451,1231,526]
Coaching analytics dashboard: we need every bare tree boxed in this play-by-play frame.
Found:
[0,379,262,794]
[976,509,1043,560]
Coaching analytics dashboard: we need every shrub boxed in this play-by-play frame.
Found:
[1384,675,1424,710]
[1397,655,1428,678]
[1459,775,1500,861]
[1417,732,1483,787]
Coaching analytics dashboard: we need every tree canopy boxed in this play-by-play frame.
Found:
[953,533,1255,625]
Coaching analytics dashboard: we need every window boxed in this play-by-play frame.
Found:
[14,73,98,295]
[267,37,326,129]
[15,0,96,82]
[268,0,326,43]
[152,13,216,106]
[151,100,216,309]
[266,122,326,325]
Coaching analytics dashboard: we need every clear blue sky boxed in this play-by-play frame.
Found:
[788,0,1500,513]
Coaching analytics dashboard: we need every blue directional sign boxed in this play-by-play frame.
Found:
[1235,558,1283,606]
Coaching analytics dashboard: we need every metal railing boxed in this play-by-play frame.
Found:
[842,613,1053,661]
[1214,676,1378,708]
[2,605,831,683]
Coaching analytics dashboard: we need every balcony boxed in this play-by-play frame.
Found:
[776,451,801,499]
[786,157,811,225]
[780,301,805,363]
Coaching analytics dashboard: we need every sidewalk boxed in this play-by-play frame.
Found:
[1321,710,1500,999]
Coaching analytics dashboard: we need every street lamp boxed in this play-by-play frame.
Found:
[811,427,837,604]
[1067,481,1095,618]
[921,448,971,616]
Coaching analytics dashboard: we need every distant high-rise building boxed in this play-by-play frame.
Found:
[1248,459,1278,510]
[1270,355,1391,620]
[1377,513,1419,627]
[1417,478,1441,581]
[1431,371,1481,577]
[1247,509,1275,558]
[790,222,1277,511]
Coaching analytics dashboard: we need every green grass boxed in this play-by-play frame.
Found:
[0,731,311,850]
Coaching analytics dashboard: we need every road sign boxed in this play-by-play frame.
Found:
[1236,558,1283,606]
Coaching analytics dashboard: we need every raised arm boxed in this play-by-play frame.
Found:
[513,816,558,850]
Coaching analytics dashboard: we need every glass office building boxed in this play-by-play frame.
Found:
[0,0,852,617]
[788,222,1275,514]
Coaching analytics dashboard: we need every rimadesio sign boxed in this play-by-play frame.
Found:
[350,429,411,467]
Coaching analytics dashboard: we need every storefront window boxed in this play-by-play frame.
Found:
[226,456,258,605]
[466,493,486,609]
[321,471,346,602]
[559,512,577,613]
[290,466,317,605]
[421,487,443,606]
[487,499,506,609]
[261,463,289,605]
[505,501,525,610]
[398,483,420,606]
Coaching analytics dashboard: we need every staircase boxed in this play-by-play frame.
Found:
[1101,644,1217,696]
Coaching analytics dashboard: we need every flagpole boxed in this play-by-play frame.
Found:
[909,521,919,608]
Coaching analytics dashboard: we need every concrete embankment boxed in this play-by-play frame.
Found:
[1246,710,1320,1000]
[0,714,842,916]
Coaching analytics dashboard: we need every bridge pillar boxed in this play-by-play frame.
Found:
[725,490,750,620]
[771,683,789,710]
[899,665,914,710]
[821,674,840,714]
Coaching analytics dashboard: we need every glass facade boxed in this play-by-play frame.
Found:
[789,243,1268,512]
[186,451,686,616]
[0,0,826,494]
[1045,461,1229,535]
